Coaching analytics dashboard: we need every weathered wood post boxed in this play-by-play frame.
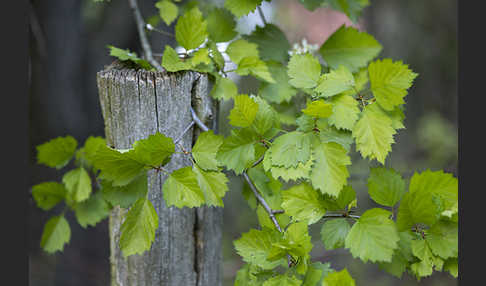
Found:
[96,64,222,286]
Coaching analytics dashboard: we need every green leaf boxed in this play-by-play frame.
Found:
[327,94,360,131]
[192,130,223,171]
[367,167,406,207]
[244,24,291,62]
[319,25,381,73]
[287,53,321,89]
[209,42,225,70]
[395,190,439,231]
[76,136,106,169]
[368,58,418,111]
[236,57,275,83]
[193,165,229,206]
[310,139,351,197]
[40,215,71,253]
[323,268,355,286]
[162,166,205,208]
[268,221,313,274]
[155,0,178,26]
[62,167,92,203]
[281,183,326,224]
[119,197,158,256]
[92,146,146,187]
[259,61,298,104]
[216,128,257,174]
[410,239,439,278]
[320,218,351,250]
[443,258,458,278]
[132,132,175,167]
[352,103,396,164]
[252,96,280,136]
[228,94,259,127]
[234,263,271,286]
[378,252,408,279]
[36,135,77,169]
[74,192,110,228]
[326,0,370,23]
[32,182,67,211]
[107,45,152,70]
[333,185,357,210]
[264,149,314,182]
[207,7,237,42]
[225,0,263,18]
[234,228,286,269]
[262,274,302,286]
[267,131,313,168]
[409,169,458,211]
[302,100,333,118]
[315,65,355,98]
[226,39,260,64]
[161,45,192,72]
[345,208,399,263]
[319,125,354,151]
[302,262,334,286]
[101,173,148,208]
[210,76,238,100]
[426,220,458,259]
[175,7,207,50]
[189,48,212,66]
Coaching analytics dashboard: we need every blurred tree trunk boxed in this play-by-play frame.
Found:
[97,67,221,286]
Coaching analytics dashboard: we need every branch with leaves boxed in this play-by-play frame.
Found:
[31,0,458,285]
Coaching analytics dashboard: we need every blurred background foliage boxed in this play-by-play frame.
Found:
[29,0,457,285]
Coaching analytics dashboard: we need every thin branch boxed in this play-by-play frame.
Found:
[174,121,195,144]
[251,155,265,168]
[127,0,164,71]
[242,171,293,267]
[322,213,361,219]
[257,6,267,25]
[146,24,175,38]
[191,107,210,132]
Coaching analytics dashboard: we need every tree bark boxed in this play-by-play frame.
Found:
[96,64,221,286]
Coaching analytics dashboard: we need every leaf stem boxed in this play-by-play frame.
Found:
[257,6,267,25]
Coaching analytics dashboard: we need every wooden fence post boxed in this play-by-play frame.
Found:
[96,64,222,286]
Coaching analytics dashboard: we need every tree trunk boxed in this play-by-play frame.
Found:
[96,64,222,286]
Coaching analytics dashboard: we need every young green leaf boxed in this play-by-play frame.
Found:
[262,274,302,286]
[281,183,327,225]
[62,167,92,203]
[409,169,458,211]
[235,57,275,83]
[345,208,399,263]
[101,173,148,208]
[40,215,71,254]
[189,48,212,66]
[395,190,438,232]
[267,131,313,168]
[259,61,298,104]
[287,53,321,89]
[155,0,179,26]
[76,136,106,169]
[315,65,355,98]
[443,258,458,278]
[244,24,291,63]
[228,94,259,127]
[206,7,237,42]
[210,76,238,100]
[119,197,158,256]
[323,268,355,286]
[320,218,351,250]
[193,165,229,207]
[426,220,458,259]
[192,130,223,171]
[368,58,418,111]
[352,103,396,164]
[92,146,146,187]
[74,192,110,228]
[36,135,77,169]
[319,125,354,151]
[216,128,257,174]
[31,182,67,211]
[225,0,263,18]
[327,94,360,130]
[302,262,334,286]
[234,228,286,269]
[175,7,208,50]
[302,100,333,118]
[107,45,152,70]
[367,167,406,207]
[310,140,351,197]
[226,39,259,64]
[131,132,175,167]
[162,166,205,208]
[326,0,370,23]
[319,25,381,73]
[161,45,192,72]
